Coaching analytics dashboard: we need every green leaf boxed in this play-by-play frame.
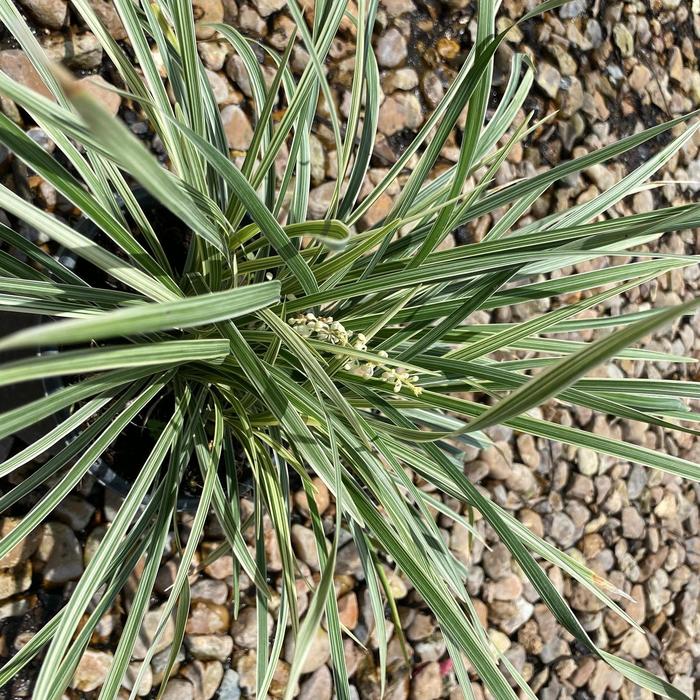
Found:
[0,339,230,387]
[0,380,165,568]
[153,109,321,295]
[465,297,700,433]
[0,182,176,303]
[58,71,229,254]
[0,112,178,290]
[0,282,279,349]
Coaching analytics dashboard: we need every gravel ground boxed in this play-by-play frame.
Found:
[1,1,700,699]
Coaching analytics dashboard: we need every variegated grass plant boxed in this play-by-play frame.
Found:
[0,0,699,698]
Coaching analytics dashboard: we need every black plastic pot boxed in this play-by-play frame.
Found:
[0,190,201,511]
[0,313,63,446]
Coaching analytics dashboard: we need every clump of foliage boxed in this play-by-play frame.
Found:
[0,0,698,698]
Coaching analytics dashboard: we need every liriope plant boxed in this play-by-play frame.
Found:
[0,0,698,698]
